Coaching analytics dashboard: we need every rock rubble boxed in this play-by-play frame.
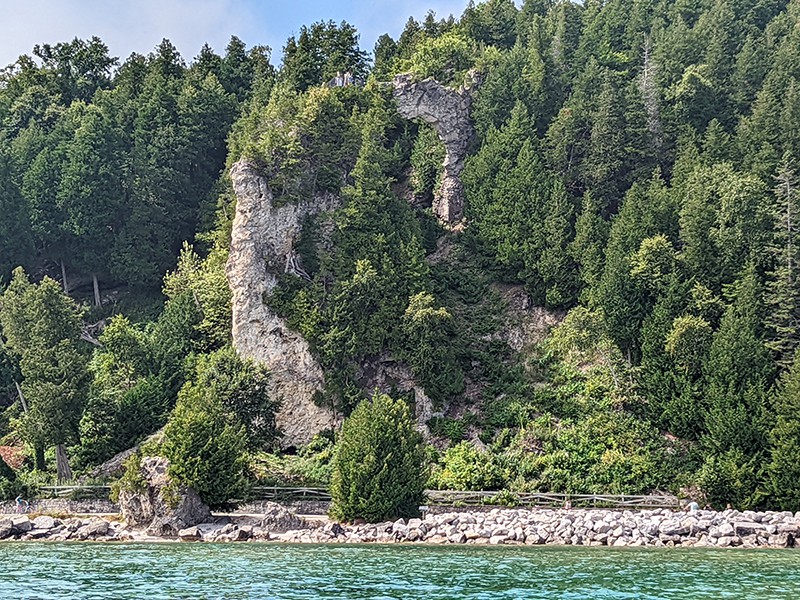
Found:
[274,507,800,549]
[3,507,799,549]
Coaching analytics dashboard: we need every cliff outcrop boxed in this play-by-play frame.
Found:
[226,160,337,447]
[392,71,481,226]
[118,456,210,536]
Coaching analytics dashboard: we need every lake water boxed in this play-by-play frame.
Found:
[1,542,799,599]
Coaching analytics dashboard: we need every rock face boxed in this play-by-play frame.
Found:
[227,160,338,447]
[356,353,434,434]
[118,456,210,536]
[392,71,482,226]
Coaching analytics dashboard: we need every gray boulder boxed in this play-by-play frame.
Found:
[10,515,31,533]
[118,456,211,536]
[259,501,305,533]
[0,519,12,540]
[32,515,57,530]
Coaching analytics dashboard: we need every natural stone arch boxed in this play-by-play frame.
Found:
[391,71,482,226]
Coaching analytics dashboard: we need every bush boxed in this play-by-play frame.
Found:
[429,441,505,490]
[162,389,248,508]
[330,392,425,522]
[190,347,280,450]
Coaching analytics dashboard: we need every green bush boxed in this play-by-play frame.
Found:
[109,452,147,503]
[430,441,505,490]
[162,389,248,508]
[253,434,334,486]
[330,392,425,522]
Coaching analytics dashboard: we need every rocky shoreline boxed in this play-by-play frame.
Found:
[2,506,799,548]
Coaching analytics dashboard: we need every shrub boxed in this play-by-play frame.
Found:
[429,441,505,490]
[330,392,425,522]
[162,389,248,508]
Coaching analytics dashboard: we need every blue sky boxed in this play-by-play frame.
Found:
[0,0,471,69]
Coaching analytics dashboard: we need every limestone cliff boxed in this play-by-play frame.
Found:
[392,71,481,226]
[226,160,338,447]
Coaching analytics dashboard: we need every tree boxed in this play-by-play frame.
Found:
[401,292,464,405]
[702,264,773,460]
[281,21,369,91]
[765,156,800,368]
[0,268,88,479]
[162,389,248,508]
[330,392,425,522]
[58,102,125,305]
[0,149,34,282]
[766,349,800,509]
[189,347,279,450]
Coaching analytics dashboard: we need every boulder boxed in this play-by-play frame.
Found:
[76,519,109,540]
[259,502,305,533]
[0,519,13,540]
[178,526,202,541]
[32,515,57,530]
[733,522,766,537]
[118,456,211,536]
[10,515,31,533]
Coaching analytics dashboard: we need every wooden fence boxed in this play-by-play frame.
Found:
[39,485,112,499]
[35,485,679,510]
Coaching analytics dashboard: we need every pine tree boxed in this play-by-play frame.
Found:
[0,268,89,479]
[764,156,800,368]
[330,392,425,522]
[766,349,800,509]
[703,264,773,458]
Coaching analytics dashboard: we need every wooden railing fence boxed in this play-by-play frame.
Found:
[35,485,679,509]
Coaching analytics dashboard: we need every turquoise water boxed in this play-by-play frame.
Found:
[1,543,799,599]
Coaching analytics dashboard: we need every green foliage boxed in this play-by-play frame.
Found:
[2,2,800,507]
[163,243,232,351]
[766,350,800,510]
[399,31,477,86]
[189,347,279,450]
[429,441,504,490]
[253,434,334,487]
[162,389,248,508]
[409,124,445,198]
[281,20,369,91]
[330,392,425,522]
[696,449,762,510]
[109,452,147,503]
[401,292,464,405]
[0,269,89,471]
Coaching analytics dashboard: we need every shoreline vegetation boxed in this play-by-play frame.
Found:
[2,505,799,549]
[6,0,800,526]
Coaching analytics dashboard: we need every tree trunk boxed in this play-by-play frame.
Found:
[92,273,101,307]
[61,260,69,294]
[34,445,45,472]
[55,444,73,483]
[14,381,29,414]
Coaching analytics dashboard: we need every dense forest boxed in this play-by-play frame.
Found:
[2,0,800,512]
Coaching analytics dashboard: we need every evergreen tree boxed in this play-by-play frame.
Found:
[0,268,88,478]
[764,156,800,368]
[330,392,425,522]
[766,349,800,509]
[703,264,773,458]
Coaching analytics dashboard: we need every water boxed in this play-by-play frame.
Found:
[1,543,799,599]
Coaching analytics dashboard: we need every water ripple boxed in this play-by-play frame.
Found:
[1,543,799,599]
